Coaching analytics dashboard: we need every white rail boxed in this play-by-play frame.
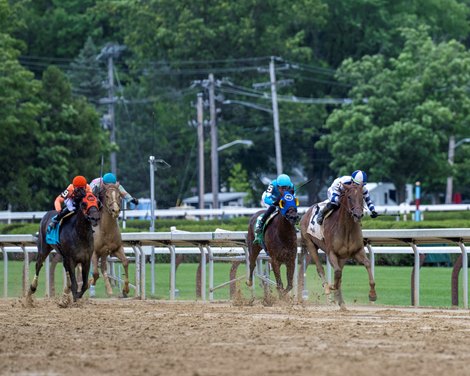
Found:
[1,228,470,307]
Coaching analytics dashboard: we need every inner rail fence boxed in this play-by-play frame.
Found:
[1,228,470,308]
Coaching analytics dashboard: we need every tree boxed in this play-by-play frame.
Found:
[319,27,470,203]
[0,0,44,210]
[68,36,106,105]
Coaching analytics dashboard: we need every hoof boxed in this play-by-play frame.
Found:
[246,280,252,287]
[369,294,377,302]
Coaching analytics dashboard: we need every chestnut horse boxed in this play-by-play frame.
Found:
[300,183,376,309]
[29,192,100,302]
[246,191,299,297]
[90,183,130,297]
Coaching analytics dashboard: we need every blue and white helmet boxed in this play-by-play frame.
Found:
[351,170,367,185]
[276,174,292,187]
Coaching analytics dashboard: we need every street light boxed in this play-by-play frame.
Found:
[445,137,470,204]
[217,139,253,152]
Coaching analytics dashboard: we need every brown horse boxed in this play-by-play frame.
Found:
[29,192,100,302]
[300,183,376,309]
[90,183,130,297]
[246,191,299,297]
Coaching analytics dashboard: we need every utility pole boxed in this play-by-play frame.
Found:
[270,57,283,175]
[97,43,125,176]
[107,54,117,175]
[197,93,205,210]
[209,73,219,209]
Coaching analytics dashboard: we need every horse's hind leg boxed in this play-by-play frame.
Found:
[89,251,99,288]
[100,256,113,296]
[303,237,330,296]
[114,246,130,297]
[246,245,262,288]
[29,247,52,296]
[354,250,377,302]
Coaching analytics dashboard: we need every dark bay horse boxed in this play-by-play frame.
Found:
[29,192,100,302]
[246,191,299,297]
[300,183,376,309]
[90,183,130,297]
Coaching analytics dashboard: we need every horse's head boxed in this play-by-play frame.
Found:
[279,191,300,226]
[341,183,364,223]
[80,192,100,226]
[101,183,122,219]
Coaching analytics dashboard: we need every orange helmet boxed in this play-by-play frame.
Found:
[72,175,87,188]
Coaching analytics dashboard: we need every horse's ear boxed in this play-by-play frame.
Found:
[279,199,285,209]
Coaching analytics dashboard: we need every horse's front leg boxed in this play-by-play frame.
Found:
[62,258,79,302]
[270,260,285,297]
[113,246,130,297]
[328,253,347,309]
[285,257,295,294]
[77,260,91,299]
[354,250,377,302]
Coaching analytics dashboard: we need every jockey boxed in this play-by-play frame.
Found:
[316,170,378,225]
[50,175,93,228]
[89,172,139,207]
[253,174,295,245]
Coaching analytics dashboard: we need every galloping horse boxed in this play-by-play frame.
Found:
[90,183,130,297]
[29,192,100,302]
[246,191,299,297]
[300,183,376,309]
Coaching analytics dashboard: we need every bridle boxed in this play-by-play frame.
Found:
[342,184,364,222]
[101,184,121,219]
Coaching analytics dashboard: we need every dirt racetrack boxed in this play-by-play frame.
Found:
[2,297,470,376]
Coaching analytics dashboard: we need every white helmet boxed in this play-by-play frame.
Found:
[351,170,367,185]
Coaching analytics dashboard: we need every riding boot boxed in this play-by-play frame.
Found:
[50,207,71,229]
[316,202,336,225]
[253,205,276,245]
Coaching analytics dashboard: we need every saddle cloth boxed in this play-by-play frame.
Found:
[45,212,74,245]
[306,200,329,241]
[46,216,60,245]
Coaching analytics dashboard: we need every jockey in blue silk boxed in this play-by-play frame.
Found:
[90,172,139,206]
[316,170,378,225]
[254,174,295,245]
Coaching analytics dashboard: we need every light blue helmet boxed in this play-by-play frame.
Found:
[351,170,367,185]
[276,174,292,187]
[103,172,117,184]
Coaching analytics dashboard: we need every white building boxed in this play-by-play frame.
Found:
[367,182,413,206]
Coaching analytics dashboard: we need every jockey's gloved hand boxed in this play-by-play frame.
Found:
[370,210,378,218]
[130,197,139,206]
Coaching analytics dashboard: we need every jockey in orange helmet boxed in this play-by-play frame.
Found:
[50,175,93,228]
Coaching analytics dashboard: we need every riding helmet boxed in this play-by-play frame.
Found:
[351,170,367,185]
[276,174,292,187]
[72,175,87,187]
[103,172,117,184]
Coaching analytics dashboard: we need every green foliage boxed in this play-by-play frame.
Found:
[320,27,470,203]
[227,163,253,205]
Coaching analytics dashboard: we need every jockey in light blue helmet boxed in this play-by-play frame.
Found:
[253,173,295,244]
[103,173,117,184]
